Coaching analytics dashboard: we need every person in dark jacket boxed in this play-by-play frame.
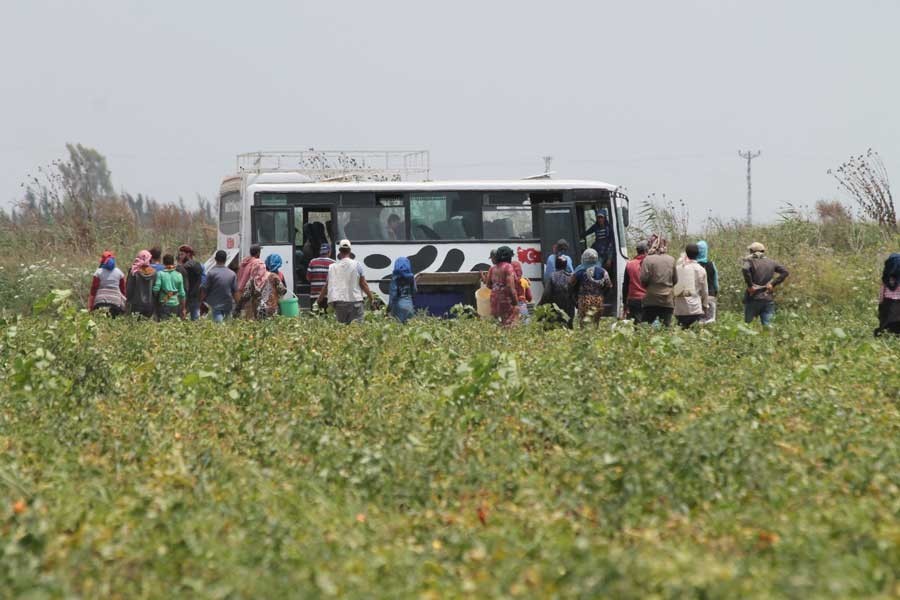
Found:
[539,255,575,327]
[126,250,158,319]
[582,210,614,269]
[741,242,789,327]
[875,253,900,337]
[176,244,205,321]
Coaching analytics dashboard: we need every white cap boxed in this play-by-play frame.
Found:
[338,239,352,250]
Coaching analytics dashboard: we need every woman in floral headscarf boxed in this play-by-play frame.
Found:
[571,249,611,325]
[125,249,157,318]
[88,251,126,317]
[239,254,287,319]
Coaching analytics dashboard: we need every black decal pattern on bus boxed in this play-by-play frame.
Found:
[363,254,391,270]
[436,249,465,272]
[470,263,490,272]
[407,245,438,273]
[363,245,440,276]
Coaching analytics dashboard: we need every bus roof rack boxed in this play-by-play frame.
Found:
[237,150,430,182]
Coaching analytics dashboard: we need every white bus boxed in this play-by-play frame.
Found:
[216,151,631,316]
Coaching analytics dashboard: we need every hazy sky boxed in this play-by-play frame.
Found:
[2,0,899,226]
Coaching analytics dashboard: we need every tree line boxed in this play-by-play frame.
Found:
[1,144,216,255]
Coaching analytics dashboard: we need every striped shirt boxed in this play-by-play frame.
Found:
[307,257,335,298]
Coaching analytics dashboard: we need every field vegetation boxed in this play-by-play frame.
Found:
[1,145,899,597]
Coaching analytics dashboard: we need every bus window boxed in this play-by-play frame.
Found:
[482,206,534,239]
[219,191,240,236]
[338,198,406,241]
[409,192,480,240]
[254,210,290,244]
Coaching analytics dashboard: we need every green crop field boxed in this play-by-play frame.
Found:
[2,288,899,598]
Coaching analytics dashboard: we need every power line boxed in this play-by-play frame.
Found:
[738,150,761,224]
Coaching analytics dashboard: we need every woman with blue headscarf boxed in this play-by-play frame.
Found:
[876,253,900,336]
[696,240,719,323]
[388,256,417,323]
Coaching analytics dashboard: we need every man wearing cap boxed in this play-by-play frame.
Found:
[742,242,789,327]
[583,210,614,269]
[317,239,375,324]
[543,238,574,284]
[176,244,205,321]
[306,242,335,302]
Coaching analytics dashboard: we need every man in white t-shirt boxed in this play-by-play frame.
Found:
[317,239,375,324]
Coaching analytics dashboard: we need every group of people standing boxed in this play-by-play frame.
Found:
[621,236,790,328]
[88,244,289,322]
[86,237,899,335]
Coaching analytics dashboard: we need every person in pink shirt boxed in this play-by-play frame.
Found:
[622,240,648,322]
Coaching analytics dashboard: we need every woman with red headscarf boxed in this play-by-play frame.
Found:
[88,251,126,316]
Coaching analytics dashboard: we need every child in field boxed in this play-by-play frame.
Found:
[513,261,532,322]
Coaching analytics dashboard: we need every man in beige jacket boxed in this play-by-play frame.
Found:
[639,234,677,326]
[673,243,709,329]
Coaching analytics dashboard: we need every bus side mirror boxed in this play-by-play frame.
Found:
[622,206,629,228]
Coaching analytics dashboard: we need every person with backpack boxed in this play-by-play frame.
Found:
[571,248,611,325]
[543,238,574,284]
[741,242,789,327]
[152,254,186,320]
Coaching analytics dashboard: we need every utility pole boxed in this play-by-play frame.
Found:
[542,155,553,174]
[738,150,761,224]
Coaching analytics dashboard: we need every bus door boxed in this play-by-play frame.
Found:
[251,206,295,294]
[292,205,336,306]
[538,203,583,270]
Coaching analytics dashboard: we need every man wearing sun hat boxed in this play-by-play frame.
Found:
[317,239,375,324]
[742,241,790,327]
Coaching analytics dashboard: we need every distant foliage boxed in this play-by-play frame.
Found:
[4,144,216,257]
[828,149,897,231]
[632,193,690,248]
[815,199,852,223]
